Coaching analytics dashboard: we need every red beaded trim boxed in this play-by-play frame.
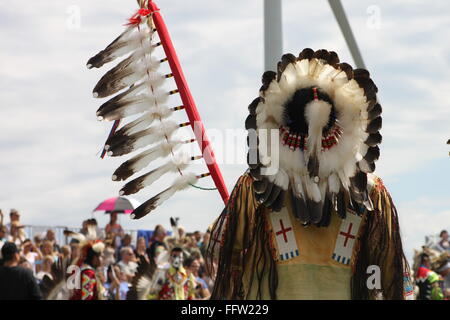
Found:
[279,125,342,151]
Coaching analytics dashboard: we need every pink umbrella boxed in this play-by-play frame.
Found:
[93,196,141,214]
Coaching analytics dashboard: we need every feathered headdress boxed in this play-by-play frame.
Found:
[63,220,105,266]
[87,0,228,220]
[246,48,382,226]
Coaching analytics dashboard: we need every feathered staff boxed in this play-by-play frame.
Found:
[88,0,229,220]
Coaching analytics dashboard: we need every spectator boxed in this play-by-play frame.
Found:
[135,236,149,261]
[0,225,6,259]
[147,225,167,260]
[193,231,202,245]
[0,209,3,227]
[69,241,80,264]
[44,229,61,253]
[80,220,89,236]
[118,247,138,282]
[18,257,33,271]
[117,234,134,259]
[8,221,27,246]
[41,240,58,263]
[60,245,71,260]
[0,242,42,299]
[437,262,450,291]
[185,257,210,300]
[105,212,124,247]
[103,243,116,267]
[21,239,43,273]
[104,264,129,300]
[33,234,43,251]
[199,231,210,257]
[154,245,168,266]
[178,226,186,240]
[438,230,450,251]
[36,255,54,281]
[5,209,18,234]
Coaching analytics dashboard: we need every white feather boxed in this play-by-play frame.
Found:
[328,172,340,194]
[119,106,173,135]
[120,156,190,195]
[273,169,289,190]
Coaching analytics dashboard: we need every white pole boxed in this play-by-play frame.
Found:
[264,0,283,71]
[328,0,366,69]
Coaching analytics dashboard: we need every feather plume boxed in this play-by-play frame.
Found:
[63,230,86,243]
[170,217,180,241]
[291,191,309,222]
[114,105,174,137]
[127,255,157,300]
[120,156,189,195]
[106,121,180,156]
[130,173,198,220]
[87,26,151,69]
[97,89,171,121]
[93,54,162,98]
[112,140,186,181]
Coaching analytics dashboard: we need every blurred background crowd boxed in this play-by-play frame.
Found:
[0,208,213,300]
[1,207,450,300]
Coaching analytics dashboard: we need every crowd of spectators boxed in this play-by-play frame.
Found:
[0,209,214,300]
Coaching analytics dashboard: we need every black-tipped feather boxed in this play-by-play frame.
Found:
[307,155,319,179]
[277,53,296,81]
[366,116,382,133]
[291,192,309,223]
[336,189,348,219]
[339,63,354,80]
[245,114,257,130]
[365,132,382,146]
[248,97,260,115]
[317,194,332,227]
[368,103,382,120]
[364,146,380,162]
[87,27,133,69]
[308,199,322,224]
[298,48,314,60]
[260,71,276,92]
[327,51,340,66]
[93,55,136,98]
[313,49,330,62]
[353,68,370,79]
[352,171,368,192]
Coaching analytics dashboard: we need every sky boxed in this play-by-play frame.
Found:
[0,0,449,263]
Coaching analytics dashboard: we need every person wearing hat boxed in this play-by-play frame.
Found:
[0,242,42,299]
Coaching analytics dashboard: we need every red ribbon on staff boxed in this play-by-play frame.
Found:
[126,8,153,26]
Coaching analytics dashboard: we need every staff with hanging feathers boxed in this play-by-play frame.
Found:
[87,1,229,220]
